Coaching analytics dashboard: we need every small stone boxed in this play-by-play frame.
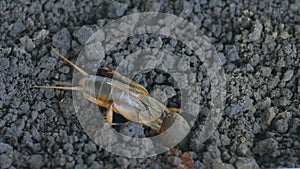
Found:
[84,142,97,153]
[0,154,12,169]
[237,143,251,156]
[151,88,167,103]
[268,76,280,89]
[163,86,177,98]
[0,142,13,153]
[31,127,42,141]
[63,143,74,155]
[119,122,144,138]
[246,64,254,72]
[4,134,18,147]
[38,69,50,79]
[253,138,278,156]
[274,119,289,133]
[30,155,43,169]
[22,131,33,147]
[31,111,38,121]
[52,28,71,53]
[35,101,46,111]
[249,20,263,41]
[213,162,235,169]
[235,157,259,169]
[262,107,276,125]
[225,103,242,118]
[20,36,36,50]
[0,58,10,70]
[227,52,239,62]
[115,157,130,168]
[73,26,94,44]
[260,67,272,77]
[11,20,26,35]
[149,37,163,48]
[276,111,292,120]
[33,29,49,40]
[86,154,96,165]
[107,2,128,18]
[219,53,227,65]
[282,69,294,82]
[255,97,271,110]
[168,156,182,166]
[12,119,25,137]
[155,74,166,84]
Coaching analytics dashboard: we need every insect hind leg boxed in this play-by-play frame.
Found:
[101,67,150,96]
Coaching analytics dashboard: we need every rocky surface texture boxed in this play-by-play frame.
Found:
[0,0,299,168]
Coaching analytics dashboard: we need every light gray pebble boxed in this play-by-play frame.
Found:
[282,69,294,81]
[268,76,280,89]
[262,107,276,125]
[255,97,271,110]
[20,36,36,50]
[249,20,263,41]
[31,111,38,121]
[119,122,145,137]
[33,29,49,41]
[11,20,26,35]
[219,53,227,65]
[52,28,71,53]
[73,26,94,44]
[163,86,177,98]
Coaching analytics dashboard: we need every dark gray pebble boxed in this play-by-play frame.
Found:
[29,155,44,169]
[253,138,278,156]
[0,154,12,169]
[10,20,26,35]
[274,119,289,133]
[107,2,128,18]
[168,156,182,166]
[115,157,130,168]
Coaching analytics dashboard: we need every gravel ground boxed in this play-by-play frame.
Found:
[0,0,299,168]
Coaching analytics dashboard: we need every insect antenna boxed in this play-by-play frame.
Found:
[32,86,82,90]
[51,47,89,76]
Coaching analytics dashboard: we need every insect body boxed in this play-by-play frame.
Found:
[34,48,190,143]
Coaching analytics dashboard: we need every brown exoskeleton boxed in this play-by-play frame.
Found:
[34,48,190,146]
